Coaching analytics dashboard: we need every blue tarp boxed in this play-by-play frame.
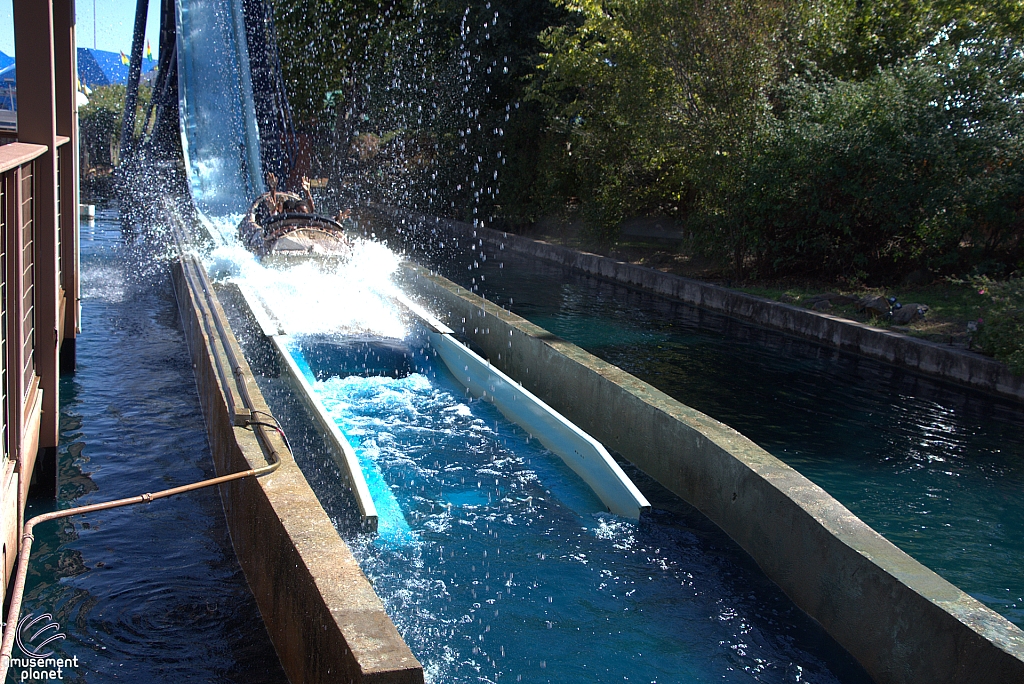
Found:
[0,48,156,92]
[77,48,158,88]
[0,48,158,112]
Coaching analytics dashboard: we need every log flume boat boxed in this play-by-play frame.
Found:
[237,178,352,258]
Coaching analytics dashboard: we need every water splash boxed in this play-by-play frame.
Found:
[202,215,407,338]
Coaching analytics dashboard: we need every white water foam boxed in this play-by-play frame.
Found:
[201,215,408,338]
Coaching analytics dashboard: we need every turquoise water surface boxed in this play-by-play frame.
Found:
[424,244,1024,628]
[223,310,870,683]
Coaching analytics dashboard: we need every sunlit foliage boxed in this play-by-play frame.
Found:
[79,85,152,167]
[271,0,1024,281]
[970,276,1024,374]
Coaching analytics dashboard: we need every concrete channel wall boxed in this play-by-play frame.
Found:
[372,206,1024,404]
[400,262,1024,684]
[173,254,423,684]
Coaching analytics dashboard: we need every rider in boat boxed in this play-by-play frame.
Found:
[262,173,316,215]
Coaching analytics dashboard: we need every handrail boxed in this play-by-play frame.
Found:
[0,143,46,174]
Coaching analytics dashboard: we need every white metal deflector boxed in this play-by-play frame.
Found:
[230,269,649,521]
[236,282,379,530]
[389,291,651,520]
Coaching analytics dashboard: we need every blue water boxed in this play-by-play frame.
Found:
[419,241,1024,628]
[15,207,286,682]
[223,315,870,683]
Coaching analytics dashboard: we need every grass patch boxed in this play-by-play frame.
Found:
[737,280,991,347]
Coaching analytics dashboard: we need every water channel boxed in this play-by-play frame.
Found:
[206,220,871,683]
[166,1,1019,679]
[408,235,1024,630]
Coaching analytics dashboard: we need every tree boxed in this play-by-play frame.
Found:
[529,0,788,266]
[79,85,152,168]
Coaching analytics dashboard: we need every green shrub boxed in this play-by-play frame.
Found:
[718,27,1024,281]
[971,276,1024,375]
[79,85,151,168]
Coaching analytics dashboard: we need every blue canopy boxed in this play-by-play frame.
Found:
[0,48,158,111]
[77,48,158,88]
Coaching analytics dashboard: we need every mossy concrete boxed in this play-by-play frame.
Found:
[174,255,422,684]
[401,261,1024,684]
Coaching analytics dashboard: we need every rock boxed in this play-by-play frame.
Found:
[812,299,833,311]
[779,294,796,304]
[892,303,928,325]
[809,292,856,306]
[856,295,890,317]
[829,294,858,306]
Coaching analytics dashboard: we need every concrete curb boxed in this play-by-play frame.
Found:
[173,254,423,684]
[401,261,1024,684]
[373,206,1024,404]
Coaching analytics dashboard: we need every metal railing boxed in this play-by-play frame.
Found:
[0,169,7,466]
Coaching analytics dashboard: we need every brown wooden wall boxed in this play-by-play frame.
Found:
[1,0,81,602]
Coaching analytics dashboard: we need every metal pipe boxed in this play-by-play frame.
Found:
[183,256,250,425]
[0,441,281,679]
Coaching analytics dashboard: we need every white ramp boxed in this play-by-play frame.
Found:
[237,283,379,530]
[391,292,651,519]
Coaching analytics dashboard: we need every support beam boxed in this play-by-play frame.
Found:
[54,0,80,373]
[120,0,151,165]
[12,0,60,464]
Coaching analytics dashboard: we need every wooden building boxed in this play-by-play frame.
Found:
[0,0,80,601]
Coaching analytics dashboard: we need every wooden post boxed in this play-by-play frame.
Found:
[12,0,60,495]
[54,0,80,372]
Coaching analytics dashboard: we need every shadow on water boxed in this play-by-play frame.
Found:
[16,206,287,683]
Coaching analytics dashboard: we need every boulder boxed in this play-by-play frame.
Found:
[812,299,833,311]
[857,295,890,317]
[892,303,928,325]
[808,292,857,307]
[807,292,839,304]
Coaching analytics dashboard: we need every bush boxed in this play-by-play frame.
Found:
[971,276,1024,375]
[79,85,151,168]
[719,27,1024,281]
